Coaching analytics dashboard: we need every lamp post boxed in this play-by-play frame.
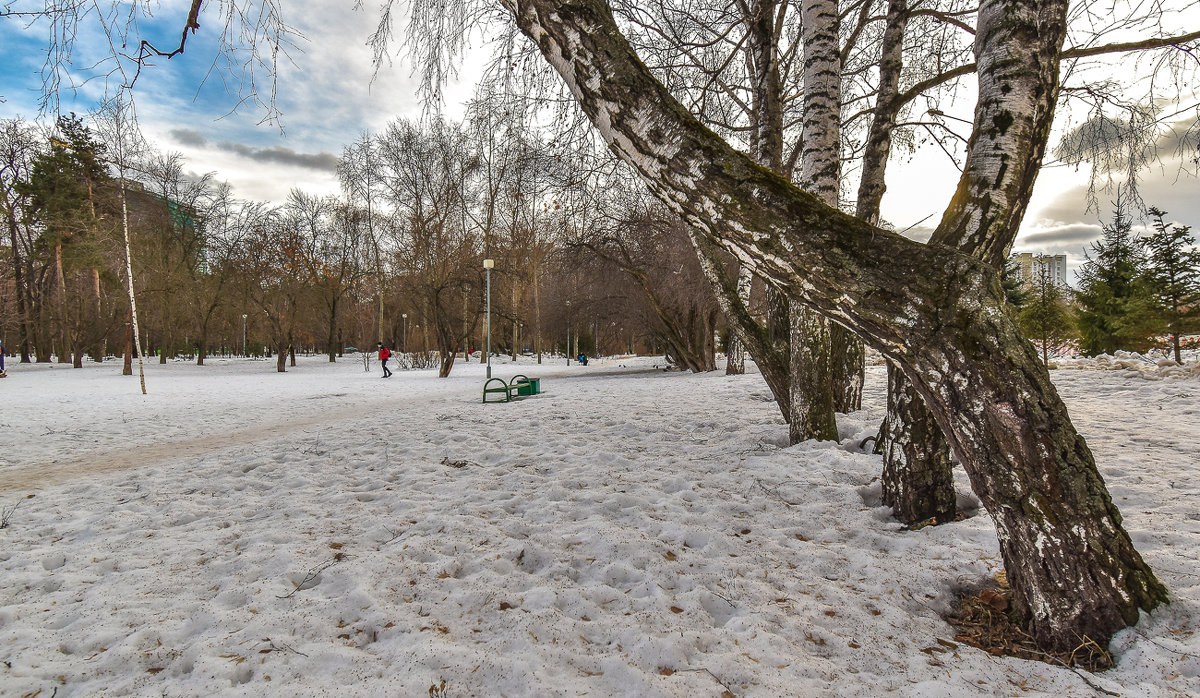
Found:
[402,313,408,354]
[565,300,571,366]
[484,259,494,378]
[242,314,247,357]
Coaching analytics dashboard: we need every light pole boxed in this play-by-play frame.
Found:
[402,313,408,354]
[242,314,247,357]
[484,259,494,379]
[565,300,571,365]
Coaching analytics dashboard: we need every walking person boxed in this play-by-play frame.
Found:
[377,342,392,378]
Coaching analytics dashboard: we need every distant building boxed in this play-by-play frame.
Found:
[1008,252,1068,288]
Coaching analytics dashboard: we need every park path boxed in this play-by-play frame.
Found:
[1,364,619,495]
[2,408,350,495]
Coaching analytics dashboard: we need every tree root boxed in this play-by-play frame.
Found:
[946,574,1115,673]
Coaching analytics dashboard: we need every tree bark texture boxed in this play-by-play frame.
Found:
[502,0,1167,649]
[854,0,907,228]
[928,0,1064,267]
[123,309,133,376]
[724,264,752,375]
[788,0,841,441]
[854,0,956,523]
[789,303,838,442]
[878,362,956,525]
[831,324,863,412]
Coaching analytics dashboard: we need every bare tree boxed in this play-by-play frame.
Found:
[338,133,388,344]
[378,118,483,377]
[0,119,40,363]
[92,94,149,392]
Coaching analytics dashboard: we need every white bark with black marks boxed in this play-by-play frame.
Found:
[501,0,1167,650]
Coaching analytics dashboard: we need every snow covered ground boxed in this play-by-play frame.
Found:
[1,352,1197,697]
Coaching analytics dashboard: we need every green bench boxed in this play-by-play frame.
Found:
[482,375,541,403]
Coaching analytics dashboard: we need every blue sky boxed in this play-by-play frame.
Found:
[0,1,475,202]
[2,1,1197,282]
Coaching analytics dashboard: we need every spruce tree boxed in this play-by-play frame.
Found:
[1002,258,1029,308]
[1142,207,1200,363]
[1075,207,1162,355]
[1018,263,1077,366]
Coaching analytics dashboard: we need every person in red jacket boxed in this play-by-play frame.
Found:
[377,342,392,378]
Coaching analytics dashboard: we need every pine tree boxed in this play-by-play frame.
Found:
[15,114,113,365]
[1075,206,1162,355]
[1142,207,1200,363]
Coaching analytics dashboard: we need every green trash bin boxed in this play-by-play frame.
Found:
[513,376,540,396]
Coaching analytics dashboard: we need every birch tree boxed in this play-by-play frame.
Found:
[494,0,1167,652]
[92,95,148,393]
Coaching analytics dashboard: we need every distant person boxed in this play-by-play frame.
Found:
[0,341,6,377]
[577,352,588,366]
[377,342,392,378]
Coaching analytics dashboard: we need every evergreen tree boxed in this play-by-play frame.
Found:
[1002,258,1029,308]
[1075,206,1162,355]
[1018,263,1077,366]
[15,114,114,364]
[1142,207,1200,363]
[19,114,111,243]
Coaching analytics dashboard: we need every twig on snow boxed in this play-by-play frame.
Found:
[1006,645,1120,696]
[278,553,345,599]
[0,500,20,529]
[677,667,736,696]
[258,638,309,657]
[755,479,802,506]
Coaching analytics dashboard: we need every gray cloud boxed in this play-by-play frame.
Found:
[169,128,209,148]
[168,128,339,173]
[1018,223,1102,251]
[1152,118,1200,161]
[214,141,339,171]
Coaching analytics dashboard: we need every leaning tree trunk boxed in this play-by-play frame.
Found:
[123,311,133,376]
[687,229,791,416]
[855,0,957,522]
[502,0,1168,651]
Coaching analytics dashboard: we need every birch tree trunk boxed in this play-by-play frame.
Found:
[724,264,752,375]
[790,0,841,443]
[877,363,956,523]
[119,178,147,394]
[854,0,956,525]
[502,0,1167,649]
